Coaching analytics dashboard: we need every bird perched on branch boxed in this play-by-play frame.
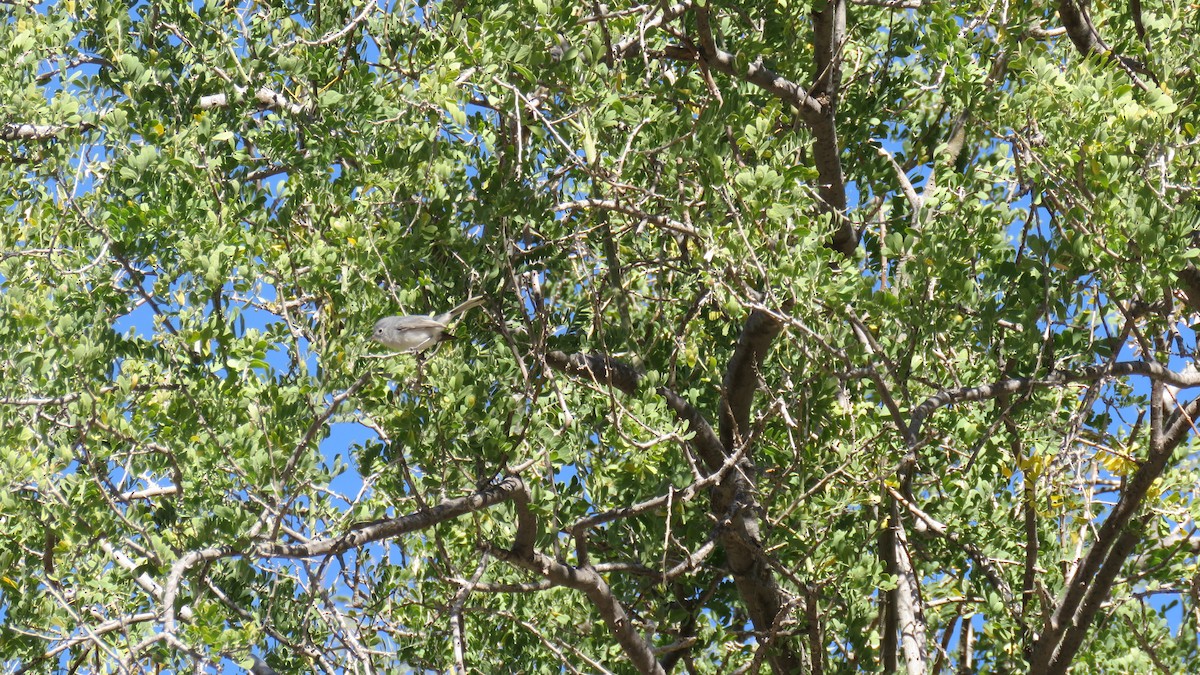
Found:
[249,655,278,675]
[370,297,485,353]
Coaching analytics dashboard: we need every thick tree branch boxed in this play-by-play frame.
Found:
[1057,0,1106,61]
[197,86,308,115]
[548,343,802,671]
[1130,0,1151,52]
[808,0,853,254]
[2,122,94,141]
[1057,0,1154,88]
[143,479,533,669]
[704,308,802,671]
[1030,380,1189,672]
[493,546,665,675]
[631,1,856,255]
[258,477,527,559]
[545,350,642,396]
[1045,515,1150,675]
[490,486,665,675]
[162,546,236,635]
[879,503,899,674]
[720,310,784,451]
[890,500,929,675]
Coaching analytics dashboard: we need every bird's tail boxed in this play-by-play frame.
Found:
[443,296,485,321]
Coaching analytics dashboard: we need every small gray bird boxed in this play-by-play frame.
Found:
[370,297,485,352]
[249,655,278,675]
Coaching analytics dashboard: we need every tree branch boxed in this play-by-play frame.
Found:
[901,360,1200,670]
[888,486,1014,605]
[2,122,95,141]
[490,486,666,675]
[1057,0,1154,88]
[545,350,642,396]
[197,86,308,115]
[808,0,854,254]
[890,500,929,675]
[256,477,527,559]
[610,2,695,62]
[548,344,803,671]
[554,198,700,237]
[879,502,899,674]
[35,54,113,83]
[688,5,822,118]
[1031,380,1190,672]
[908,360,1200,444]
[607,2,857,255]
[720,309,783,452]
[902,360,1200,495]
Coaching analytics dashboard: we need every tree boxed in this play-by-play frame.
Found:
[2,0,1198,672]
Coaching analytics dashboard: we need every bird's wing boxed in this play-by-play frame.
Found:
[390,315,448,330]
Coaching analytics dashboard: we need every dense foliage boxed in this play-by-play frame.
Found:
[2,1,1199,673]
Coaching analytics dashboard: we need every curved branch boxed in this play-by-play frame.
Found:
[162,546,236,635]
[610,2,694,62]
[1057,0,1154,88]
[35,54,113,83]
[689,6,822,117]
[545,350,642,396]
[544,349,725,466]
[608,2,856,255]
[490,486,665,675]
[908,360,1200,443]
[257,477,527,559]
[688,1,856,254]
[549,345,802,671]
[658,386,726,469]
